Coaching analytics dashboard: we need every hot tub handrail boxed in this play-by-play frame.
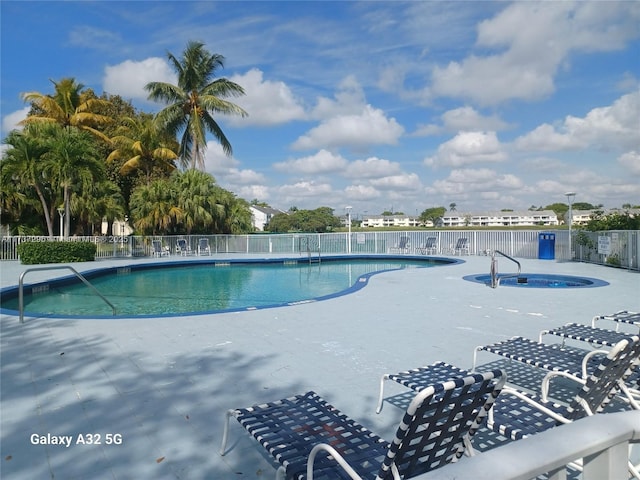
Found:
[489,249,521,288]
[18,266,117,323]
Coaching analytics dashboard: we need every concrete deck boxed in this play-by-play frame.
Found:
[1,255,639,479]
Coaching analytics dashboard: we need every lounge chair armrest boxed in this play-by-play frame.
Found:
[307,443,365,480]
[540,371,585,403]
[581,349,609,378]
[495,386,572,425]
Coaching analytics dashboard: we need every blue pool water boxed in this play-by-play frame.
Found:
[463,273,609,288]
[2,256,457,318]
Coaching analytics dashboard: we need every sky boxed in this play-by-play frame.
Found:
[1,1,639,218]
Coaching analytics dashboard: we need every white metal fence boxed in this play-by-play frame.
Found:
[1,230,638,270]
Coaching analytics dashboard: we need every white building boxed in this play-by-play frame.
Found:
[361,215,422,228]
[437,210,559,227]
[250,205,286,231]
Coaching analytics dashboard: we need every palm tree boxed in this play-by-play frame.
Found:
[1,126,55,236]
[21,78,113,142]
[145,41,248,170]
[130,179,182,235]
[107,114,179,184]
[173,169,223,233]
[42,124,105,237]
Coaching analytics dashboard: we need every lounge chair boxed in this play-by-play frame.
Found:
[389,236,410,254]
[376,361,470,413]
[485,336,640,479]
[540,322,634,348]
[473,335,640,409]
[152,239,169,257]
[197,238,211,256]
[417,237,438,255]
[220,370,505,480]
[592,310,640,332]
[451,237,469,255]
[176,238,193,256]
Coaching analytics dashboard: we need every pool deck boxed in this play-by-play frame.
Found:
[1,254,639,479]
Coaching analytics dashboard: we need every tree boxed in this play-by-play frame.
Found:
[107,114,178,184]
[42,125,105,238]
[266,207,339,233]
[130,178,181,235]
[1,127,54,236]
[20,78,113,142]
[145,41,248,170]
[419,206,446,225]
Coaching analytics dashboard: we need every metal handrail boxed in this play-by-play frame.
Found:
[18,266,117,323]
[489,249,522,288]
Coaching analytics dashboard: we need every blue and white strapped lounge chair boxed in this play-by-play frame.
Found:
[417,237,438,255]
[473,335,640,409]
[539,322,633,348]
[453,237,469,255]
[220,370,505,480]
[152,239,169,257]
[389,236,410,254]
[485,336,640,479]
[175,238,193,256]
[376,361,470,413]
[592,310,640,332]
[197,238,211,256]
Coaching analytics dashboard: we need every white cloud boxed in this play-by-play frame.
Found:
[430,2,640,105]
[278,181,333,198]
[424,131,507,168]
[369,173,422,191]
[345,184,381,200]
[204,141,240,173]
[344,157,402,179]
[1,107,29,133]
[291,105,404,151]
[515,90,640,152]
[427,168,524,199]
[310,75,367,120]
[103,57,176,102]
[228,69,306,126]
[413,106,510,136]
[618,151,640,176]
[273,149,348,174]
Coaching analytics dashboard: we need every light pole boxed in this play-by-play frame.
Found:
[345,206,352,254]
[57,207,65,240]
[565,192,576,258]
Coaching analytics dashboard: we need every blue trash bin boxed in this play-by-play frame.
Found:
[538,232,555,260]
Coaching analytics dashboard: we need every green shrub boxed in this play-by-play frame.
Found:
[17,241,97,264]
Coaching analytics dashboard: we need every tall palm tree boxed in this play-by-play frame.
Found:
[21,78,113,142]
[145,41,248,170]
[107,114,179,184]
[42,124,105,237]
[1,126,55,236]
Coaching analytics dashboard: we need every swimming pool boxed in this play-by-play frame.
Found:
[463,273,609,288]
[2,256,459,318]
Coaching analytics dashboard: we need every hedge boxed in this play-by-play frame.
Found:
[17,241,97,264]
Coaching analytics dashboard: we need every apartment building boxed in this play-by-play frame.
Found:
[437,210,559,227]
[360,215,422,228]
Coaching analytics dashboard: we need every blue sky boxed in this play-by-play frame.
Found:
[2,1,639,217]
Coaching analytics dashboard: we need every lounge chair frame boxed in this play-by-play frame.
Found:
[473,335,640,409]
[485,336,640,479]
[151,239,169,257]
[221,370,505,480]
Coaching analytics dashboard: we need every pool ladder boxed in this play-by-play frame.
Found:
[18,265,117,323]
[488,249,521,288]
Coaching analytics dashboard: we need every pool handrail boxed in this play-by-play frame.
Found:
[489,249,522,288]
[18,265,117,323]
